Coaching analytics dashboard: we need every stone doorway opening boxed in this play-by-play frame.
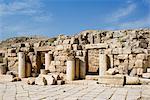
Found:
[87,49,99,75]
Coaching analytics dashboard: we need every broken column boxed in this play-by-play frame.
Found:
[80,60,86,79]
[79,51,87,79]
[35,51,41,73]
[75,58,80,79]
[18,52,25,78]
[45,53,53,70]
[26,62,31,77]
[66,59,75,81]
[99,54,108,76]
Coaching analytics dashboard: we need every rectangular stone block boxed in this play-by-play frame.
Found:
[0,75,13,82]
[118,54,128,60]
[85,43,108,49]
[122,47,131,54]
[112,48,122,54]
[98,75,125,85]
[63,39,70,44]
[134,60,143,68]
[136,54,147,60]
[55,45,64,51]
[147,68,150,73]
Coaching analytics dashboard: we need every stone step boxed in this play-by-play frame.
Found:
[98,75,125,86]
[85,75,99,81]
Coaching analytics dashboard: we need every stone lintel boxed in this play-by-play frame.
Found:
[85,43,108,49]
[35,46,54,52]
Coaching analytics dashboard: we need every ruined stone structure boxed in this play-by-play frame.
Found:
[0,29,150,85]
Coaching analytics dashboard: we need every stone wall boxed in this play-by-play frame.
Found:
[1,29,150,77]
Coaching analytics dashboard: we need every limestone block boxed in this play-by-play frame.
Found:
[98,75,125,85]
[59,73,66,80]
[72,44,78,51]
[129,68,137,77]
[112,48,119,54]
[35,76,47,85]
[0,63,7,75]
[63,44,72,50]
[12,77,21,82]
[55,61,61,66]
[49,65,56,72]
[131,48,145,54]
[128,59,135,70]
[66,60,75,81]
[18,52,26,78]
[142,73,150,79]
[113,31,124,38]
[114,59,119,66]
[104,49,112,54]
[27,77,35,85]
[40,69,48,75]
[137,68,143,76]
[122,47,131,54]
[0,75,13,82]
[118,65,128,74]
[72,44,82,51]
[70,37,79,44]
[135,60,143,68]
[57,80,65,85]
[129,54,136,60]
[147,68,150,73]
[136,54,147,60]
[85,43,108,49]
[49,73,61,80]
[76,50,83,56]
[85,75,99,80]
[63,39,70,44]
[106,68,119,75]
[56,45,64,51]
[99,54,108,76]
[10,53,17,57]
[118,54,128,60]
[44,75,56,85]
[126,76,140,85]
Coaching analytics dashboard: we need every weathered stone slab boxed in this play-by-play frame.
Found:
[55,45,64,51]
[98,75,125,85]
[35,46,54,52]
[85,75,99,80]
[126,76,140,85]
[0,75,13,82]
[147,68,150,73]
[142,73,150,79]
[85,43,108,49]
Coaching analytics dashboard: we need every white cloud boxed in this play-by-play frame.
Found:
[0,0,40,15]
[104,0,150,30]
[0,0,52,21]
[111,3,136,22]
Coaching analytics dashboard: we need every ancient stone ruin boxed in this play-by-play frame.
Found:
[0,29,150,85]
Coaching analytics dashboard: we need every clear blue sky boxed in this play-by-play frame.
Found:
[0,0,149,40]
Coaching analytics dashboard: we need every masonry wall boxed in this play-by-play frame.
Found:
[1,29,150,77]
